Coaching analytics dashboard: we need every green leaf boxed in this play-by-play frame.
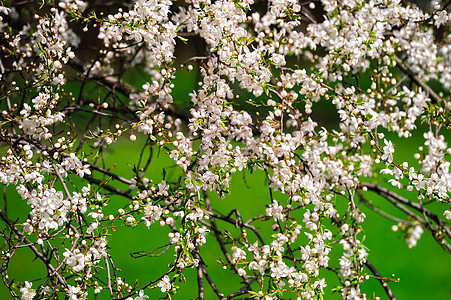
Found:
[177,36,188,44]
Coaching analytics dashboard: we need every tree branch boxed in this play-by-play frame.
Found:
[365,260,396,300]
[393,55,441,104]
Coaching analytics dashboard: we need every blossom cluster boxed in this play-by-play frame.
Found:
[0,0,450,300]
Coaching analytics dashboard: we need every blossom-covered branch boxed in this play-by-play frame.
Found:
[0,0,450,299]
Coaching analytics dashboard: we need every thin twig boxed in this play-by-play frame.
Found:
[365,261,396,300]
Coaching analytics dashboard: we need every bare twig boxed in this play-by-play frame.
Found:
[365,260,396,300]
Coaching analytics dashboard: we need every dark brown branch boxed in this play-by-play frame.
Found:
[129,244,171,258]
[199,262,223,299]
[363,183,451,252]
[194,247,205,300]
[70,57,192,122]
[203,191,250,286]
[88,163,133,186]
[0,209,68,288]
[393,55,441,104]
[365,261,396,300]
[84,175,134,199]
[223,276,259,300]
[204,210,266,245]
[363,183,450,230]
[104,255,116,299]
[64,104,132,122]
[358,191,416,226]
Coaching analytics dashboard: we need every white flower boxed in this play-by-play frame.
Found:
[157,275,172,292]
[67,285,81,300]
[20,281,36,300]
[266,200,285,221]
[434,10,449,28]
[271,54,286,66]
[407,225,423,248]
[0,6,11,15]
[381,139,394,163]
[231,245,246,263]
[135,290,149,300]
[76,165,91,178]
